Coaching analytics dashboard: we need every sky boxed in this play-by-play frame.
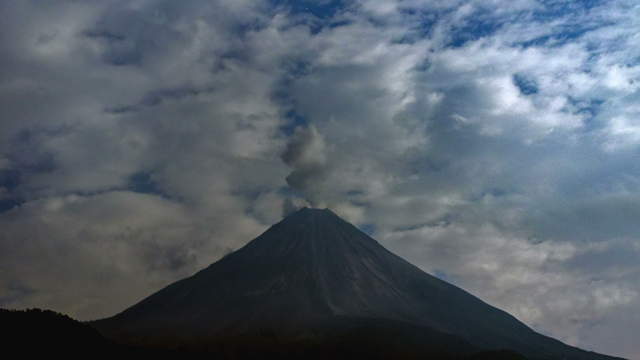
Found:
[0,0,639,358]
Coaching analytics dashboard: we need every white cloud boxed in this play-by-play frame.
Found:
[1,0,640,358]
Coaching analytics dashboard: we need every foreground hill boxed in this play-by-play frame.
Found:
[2,308,530,359]
[0,308,198,358]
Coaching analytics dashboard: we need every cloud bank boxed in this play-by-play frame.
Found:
[1,0,639,358]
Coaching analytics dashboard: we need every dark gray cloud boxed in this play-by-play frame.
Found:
[1,0,639,358]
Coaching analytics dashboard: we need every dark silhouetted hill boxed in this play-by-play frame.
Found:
[1,308,108,351]
[0,308,198,358]
[2,307,528,359]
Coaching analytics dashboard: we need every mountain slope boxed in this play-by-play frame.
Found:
[92,208,622,360]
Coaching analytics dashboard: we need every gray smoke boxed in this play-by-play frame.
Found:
[281,125,329,206]
[282,197,310,217]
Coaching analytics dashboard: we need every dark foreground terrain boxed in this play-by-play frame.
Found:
[0,309,177,358]
[2,308,528,359]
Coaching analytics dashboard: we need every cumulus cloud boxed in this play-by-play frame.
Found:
[1,0,640,358]
[0,192,193,319]
[0,0,288,317]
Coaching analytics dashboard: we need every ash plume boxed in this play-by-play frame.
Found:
[281,125,330,206]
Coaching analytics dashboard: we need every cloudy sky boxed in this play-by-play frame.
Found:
[1,0,639,358]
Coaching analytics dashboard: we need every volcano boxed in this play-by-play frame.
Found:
[92,208,621,359]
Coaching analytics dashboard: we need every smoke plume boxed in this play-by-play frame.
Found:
[281,125,330,206]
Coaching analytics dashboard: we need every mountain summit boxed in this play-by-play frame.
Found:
[93,208,621,359]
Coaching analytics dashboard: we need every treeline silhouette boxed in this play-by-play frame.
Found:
[0,308,184,358]
[0,308,527,359]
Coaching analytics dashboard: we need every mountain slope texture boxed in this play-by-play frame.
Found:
[92,208,623,360]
